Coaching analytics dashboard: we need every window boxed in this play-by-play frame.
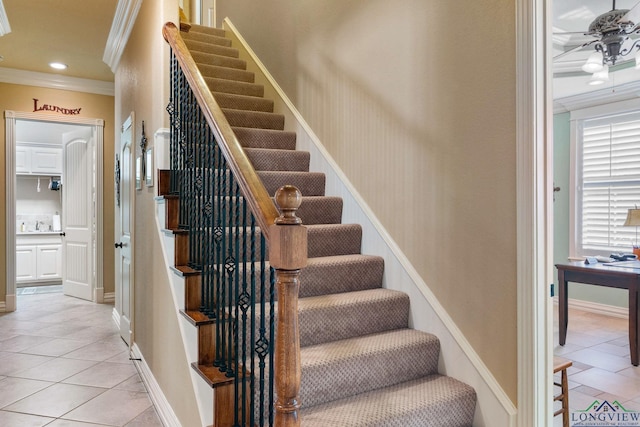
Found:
[575,110,640,256]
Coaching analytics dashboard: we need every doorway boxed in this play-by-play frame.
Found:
[4,111,105,311]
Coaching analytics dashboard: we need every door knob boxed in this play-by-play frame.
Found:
[59,232,66,236]
[115,242,123,248]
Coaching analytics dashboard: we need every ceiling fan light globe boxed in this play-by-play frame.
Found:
[582,52,604,73]
[588,65,609,85]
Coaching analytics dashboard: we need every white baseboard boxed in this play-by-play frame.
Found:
[554,297,628,319]
[4,294,15,312]
[103,292,115,304]
[131,343,181,427]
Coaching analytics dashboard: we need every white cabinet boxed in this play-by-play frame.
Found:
[16,245,37,282]
[36,245,62,280]
[16,147,31,174]
[16,235,63,283]
[16,145,62,175]
[31,147,63,175]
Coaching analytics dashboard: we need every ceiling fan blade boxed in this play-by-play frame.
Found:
[620,0,640,25]
[552,31,590,35]
[553,40,597,61]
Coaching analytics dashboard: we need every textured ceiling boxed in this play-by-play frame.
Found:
[0,0,118,82]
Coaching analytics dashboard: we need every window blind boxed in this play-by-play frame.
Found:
[580,113,640,251]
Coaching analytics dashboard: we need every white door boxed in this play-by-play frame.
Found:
[116,115,134,345]
[62,128,95,300]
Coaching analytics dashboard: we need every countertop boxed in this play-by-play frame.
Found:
[17,231,63,236]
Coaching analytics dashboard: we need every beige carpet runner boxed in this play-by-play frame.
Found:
[182,23,477,427]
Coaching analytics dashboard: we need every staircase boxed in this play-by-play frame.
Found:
[163,22,476,426]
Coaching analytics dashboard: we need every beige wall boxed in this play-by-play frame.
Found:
[217,0,518,403]
[0,82,115,303]
[115,1,201,425]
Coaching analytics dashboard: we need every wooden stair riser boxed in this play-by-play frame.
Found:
[185,274,201,310]
[175,233,189,266]
[215,382,250,427]
[198,323,215,365]
[165,196,180,230]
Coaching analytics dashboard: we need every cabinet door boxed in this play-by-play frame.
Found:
[37,245,62,280]
[16,146,31,174]
[16,245,37,282]
[31,147,63,175]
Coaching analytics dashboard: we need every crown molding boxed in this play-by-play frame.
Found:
[0,0,10,36]
[0,67,114,96]
[553,79,640,114]
[103,0,143,72]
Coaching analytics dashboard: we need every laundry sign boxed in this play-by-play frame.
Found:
[33,98,81,115]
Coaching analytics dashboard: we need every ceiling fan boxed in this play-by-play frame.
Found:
[554,0,640,80]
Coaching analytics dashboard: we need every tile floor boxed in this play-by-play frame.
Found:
[0,287,164,426]
[554,304,640,426]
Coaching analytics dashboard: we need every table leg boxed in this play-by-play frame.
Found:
[629,282,639,366]
[558,269,568,346]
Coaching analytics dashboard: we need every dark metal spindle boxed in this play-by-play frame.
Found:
[166,41,276,426]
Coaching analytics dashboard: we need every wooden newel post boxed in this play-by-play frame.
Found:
[269,185,307,427]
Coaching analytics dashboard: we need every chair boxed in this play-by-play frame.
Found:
[554,356,572,427]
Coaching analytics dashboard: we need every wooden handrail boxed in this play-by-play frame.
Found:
[162,22,279,237]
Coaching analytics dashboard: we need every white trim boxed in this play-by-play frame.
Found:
[553,297,629,319]
[103,0,143,72]
[0,67,114,96]
[112,306,121,328]
[554,80,640,114]
[5,110,16,313]
[516,0,553,425]
[104,292,115,304]
[131,336,181,427]
[569,98,640,121]
[95,286,104,304]
[0,0,10,36]
[5,111,105,311]
[224,18,517,426]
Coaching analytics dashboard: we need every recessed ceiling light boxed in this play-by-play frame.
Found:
[49,62,67,70]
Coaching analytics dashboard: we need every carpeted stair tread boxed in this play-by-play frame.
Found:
[213,92,274,113]
[197,64,255,83]
[301,374,476,427]
[245,147,310,171]
[300,254,383,297]
[233,254,383,302]
[296,196,343,225]
[306,224,362,257]
[187,24,226,38]
[223,108,284,130]
[184,39,239,58]
[298,289,409,347]
[300,329,440,408]
[192,51,246,70]
[258,171,326,197]
[182,30,232,47]
[233,127,297,150]
[208,195,341,226]
[205,78,264,98]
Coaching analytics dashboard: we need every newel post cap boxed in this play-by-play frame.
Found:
[269,186,307,270]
